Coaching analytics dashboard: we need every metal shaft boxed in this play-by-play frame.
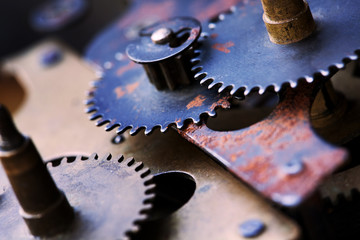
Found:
[0,105,74,237]
[260,0,315,44]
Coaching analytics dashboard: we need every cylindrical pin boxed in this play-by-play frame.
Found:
[0,105,74,237]
[261,0,315,44]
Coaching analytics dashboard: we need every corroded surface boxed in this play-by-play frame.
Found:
[180,81,348,206]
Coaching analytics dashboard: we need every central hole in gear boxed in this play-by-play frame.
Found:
[206,91,279,131]
[132,171,196,239]
[144,171,196,221]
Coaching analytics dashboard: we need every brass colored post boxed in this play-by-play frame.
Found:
[261,0,315,44]
[0,105,74,237]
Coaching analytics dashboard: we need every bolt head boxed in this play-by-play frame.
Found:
[151,28,173,44]
[239,219,265,238]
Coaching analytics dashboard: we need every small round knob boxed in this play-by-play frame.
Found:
[126,17,201,90]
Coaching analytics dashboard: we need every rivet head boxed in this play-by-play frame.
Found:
[239,219,265,238]
[151,28,173,44]
[111,135,125,144]
[41,48,63,67]
[282,158,304,175]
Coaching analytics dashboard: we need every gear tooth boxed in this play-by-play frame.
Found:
[89,113,102,121]
[116,126,127,135]
[85,106,97,113]
[320,69,330,76]
[259,86,265,95]
[176,120,184,129]
[194,49,202,55]
[84,99,95,106]
[96,119,109,126]
[132,161,143,171]
[124,157,135,167]
[89,153,98,161]
[191,66,203,73]
[160,125,168,133]
[349,54,358,60]
[190,58,201,64]
[230,85,239,95]
[244,87,250,96]
[104,122,116,131]
[129,127,140,136]
[144,127,153,135]
[130,225,140,233]
[289,80,297,88]
[218,84,227,93]
[305,76,313,83]
[273,83,281,92]
[194,72,206,80]
[138,167,151,178]
[102,153,112,161]
[208,81,218,89]
[335,62,345,69]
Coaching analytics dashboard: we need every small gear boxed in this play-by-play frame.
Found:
[0,153,156,239]
[86,17,231,135]
[47,153,155,239]
[194,0,360,95]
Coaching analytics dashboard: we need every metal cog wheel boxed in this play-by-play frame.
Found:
[194,0,360,96]
[46,153,155,239]
[85,17,231,136]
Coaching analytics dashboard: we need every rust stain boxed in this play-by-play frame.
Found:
[210,33,218,39]
[116,61,136,76]
[126,82,140,94]
[212,41,235,53]
[210,97,231,111]
[114,87,126,99]
[186,95,206,110]
[179,81,348,204]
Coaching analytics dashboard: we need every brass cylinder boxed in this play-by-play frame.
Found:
[0,105,74,237]
[261,0,315,44]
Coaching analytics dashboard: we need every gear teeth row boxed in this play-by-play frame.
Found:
[192,2,360,97]
[84,97,222,135]
[47,153,156,238]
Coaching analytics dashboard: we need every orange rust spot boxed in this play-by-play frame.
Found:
[116,61,136,76]
[186,95,206,110]
[126,81,140,94]
[114,87,126,99]
[212,41,235,53]
[210,33,218,39]
[175,118,181,124]
[210,98,231,111]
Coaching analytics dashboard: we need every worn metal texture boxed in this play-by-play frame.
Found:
[179,80,348,207]
[85,0,244,135]
[0,153,155,239]
[195,0,360,95]
[85,0,243,68]
[0,40,300,239]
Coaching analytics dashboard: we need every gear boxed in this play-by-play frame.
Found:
[47,153,155,239]
[0,153,156,239]
[194,0,360,96]
[85,17,231,136]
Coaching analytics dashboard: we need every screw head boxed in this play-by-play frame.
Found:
[41,48,63,67]
[151,28,173,44]
[111,135,125,144]
[239,219,265,238]
[282,158,304,175]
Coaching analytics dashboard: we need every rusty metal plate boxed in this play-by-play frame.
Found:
[179,81,348,207]
[0,40,299,239]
